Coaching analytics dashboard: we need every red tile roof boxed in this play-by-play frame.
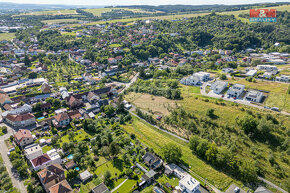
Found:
[6,113,35,122]
[31,154,51,168]
[48,180,72,193]
[54,112,70,122]
[14,129,32,142]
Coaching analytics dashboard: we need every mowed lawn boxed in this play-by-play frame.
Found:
[0,33,15,41]
[227,78,290,112]
[122,117,234,191]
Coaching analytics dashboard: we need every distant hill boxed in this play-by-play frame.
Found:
[0,2,104,10]
[114,2,290,13]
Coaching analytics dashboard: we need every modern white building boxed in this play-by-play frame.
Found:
[46,149,62,165]
[257,65,278,73]
[180,72,210,86]
[245,90,264,103]
[211,81,228,94]
[245,70,257,77]
[24,144,43,160]
[276,75,289,82]
[227,84,245,98]
[177,174,200,193]
[222,68,234,73]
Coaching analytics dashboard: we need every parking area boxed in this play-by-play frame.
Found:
[225,184,247,193]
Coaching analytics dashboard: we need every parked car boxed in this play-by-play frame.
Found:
[8,147,15,152]
[221,95,224,98]
[156,116,162,121]
[234,187,240,193]
[264,106,270,109]
[233,97,237,100]
[271,107,280,112]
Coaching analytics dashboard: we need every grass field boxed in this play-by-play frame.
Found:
[84,8,161,17]
[122,117,235,191]
[42,19,80,24]
[19,9,78,16]
[0,33,15,41]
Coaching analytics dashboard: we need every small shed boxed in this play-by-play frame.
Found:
[79,170,92,182]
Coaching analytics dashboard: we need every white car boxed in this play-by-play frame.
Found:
[234,187,240,193]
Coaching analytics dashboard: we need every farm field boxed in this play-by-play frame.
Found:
[84,8,162,16]
[18,9,78,16]
[0,33,15,41]
[42,19,81,24]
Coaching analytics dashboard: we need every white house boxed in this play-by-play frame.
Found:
[276,75,289,82]
[24,144,43,160]
[263,72,274,79]
[177,174,200,193]
[180,76,200,86]
[14,129,34,148]
[46,149,62,165]
[31,154,52,171]
[227,84,245,98]
[246,70,257,77]
[257,65,278,73]
[211,81,228,94]
[245,90,264,103]
[222,68,234,73]
[194,72,210,82]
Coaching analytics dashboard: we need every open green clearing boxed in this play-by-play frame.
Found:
[84,8,160,16]
[0,33,15,41]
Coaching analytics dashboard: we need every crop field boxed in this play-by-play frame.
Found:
[0,33,15,41]
[19,9,78,16]
[42,19,80,24]
[122,117,235,191]
[125,93,179,115]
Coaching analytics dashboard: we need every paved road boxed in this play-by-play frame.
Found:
[258,177,287,193]
[201,82,290,116]
[119,72,139,94]
[0,124,27,193]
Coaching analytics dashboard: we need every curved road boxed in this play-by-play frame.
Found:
[0,124,27,193]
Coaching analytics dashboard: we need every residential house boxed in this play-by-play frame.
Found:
[2,104,32,118]
[38,164,65,192]
[24,143,43,160]
[143,152,163,170]
[67,96,83,109]
[245,90,264,103]
[87,91,100,104]
[140,170,157,185]
[210,81,228,94]
[14,129,34,148]
[79,170,92,182]
[6,113,36,128]
[227,84,245,98]
[91,183,110,193]
[40,102,51,111]
[222,68,234,73]
[108,58,117,64]
[0,91,12,105]
[180,76,200,86]
[164,163,187,179]
[31,154,52,171]
[245,70,257,77]
[41,82,51,93]
[65,160,77,170]
[263,72,274,79]
[53,112,70,128]
[193,72,210,82]
[68,110,82,120]
[257,65,278,74]
[276,75,289,82]
[177,174,200,193]
[47,149,62,165]
[48,180,72,193]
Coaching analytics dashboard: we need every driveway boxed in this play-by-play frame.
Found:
[201,83,290,116]
[0,124,27,193]
[225,184,246,193]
